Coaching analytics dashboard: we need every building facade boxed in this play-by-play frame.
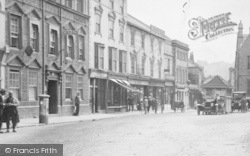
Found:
[127,15,166,104]
[89,0,134,113]
[172,40,190,108]
[235,21,250,95]
[164,35,174,105]
[3,0,90,118]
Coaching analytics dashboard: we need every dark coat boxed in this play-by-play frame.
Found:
[3,97,19,123]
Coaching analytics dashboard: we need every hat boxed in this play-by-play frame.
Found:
[0,89,7,94]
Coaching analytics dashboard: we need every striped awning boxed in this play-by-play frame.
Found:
[110,78,142,94]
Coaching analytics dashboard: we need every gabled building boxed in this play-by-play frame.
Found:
[3,0,90,118]
[202,75,232,99]
[235,21,250,95]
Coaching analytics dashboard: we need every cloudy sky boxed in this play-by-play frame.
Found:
[128,0,250,64]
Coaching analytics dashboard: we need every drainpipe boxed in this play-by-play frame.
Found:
[41,0,45,94]
[60,0,63,112]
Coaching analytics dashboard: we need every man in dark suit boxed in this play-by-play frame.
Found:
[0,89,6,133]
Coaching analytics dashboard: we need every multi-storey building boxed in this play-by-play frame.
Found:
[163,35,174,105]
[89,0,134,113]
[3,0,90,118]
[126,15,166,104]
[172,40,190,108]
[0,0,5,88]
[188,52,204,106]
[235,21,250,95]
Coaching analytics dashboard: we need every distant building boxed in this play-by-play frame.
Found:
[202,75,232,99]
[235,21,250,95]
[229,67,235,91]
[188,52,204,106]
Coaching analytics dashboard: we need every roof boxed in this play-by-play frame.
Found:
[202,75,231,89]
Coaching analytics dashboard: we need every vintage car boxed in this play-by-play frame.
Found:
[197,97,225,115]
[231,91,248,112]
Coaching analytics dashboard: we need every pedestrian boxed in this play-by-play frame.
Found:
[147,95,152,113]
[3,91,19,133]
[194,99,198,109]
[0,89,6,133]
[160,99,164,113]
[180,100,185,113]
[128,96,133,112]
[144,96,148,114]
[74,92,80,116]
[152,98,158,114]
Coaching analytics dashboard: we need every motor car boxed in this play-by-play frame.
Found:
[197,97,225,115]
[231,91,248,112]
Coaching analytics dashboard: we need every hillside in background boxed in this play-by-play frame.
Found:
[196,60,234,81]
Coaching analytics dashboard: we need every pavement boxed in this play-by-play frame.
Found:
[3,105,183,129]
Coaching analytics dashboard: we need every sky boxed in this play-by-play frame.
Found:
[128,0,250,64]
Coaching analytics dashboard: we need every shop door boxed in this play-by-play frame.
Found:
[48,80,58,114]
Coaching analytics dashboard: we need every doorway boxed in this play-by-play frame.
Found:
[47,80,58,114]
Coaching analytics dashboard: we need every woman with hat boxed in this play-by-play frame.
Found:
[3,91,19,133]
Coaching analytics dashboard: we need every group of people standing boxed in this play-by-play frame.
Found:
[0,89,19,133]
[128,94,164,114]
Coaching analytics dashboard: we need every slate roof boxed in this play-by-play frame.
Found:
[202,75,231,89]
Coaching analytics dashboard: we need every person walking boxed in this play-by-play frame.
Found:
[153,98,158,114]
[74,92,80,116]
[0,89,6,133]
[144,96,148,114]
[4,91,19,133]
[147,95,152,113]
[160,99,164,113]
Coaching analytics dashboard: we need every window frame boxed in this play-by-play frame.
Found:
[95,13,101,34]
[31,24,39,52]
[77,76,84,100]
[9,69,21,100]
[109,19,115,39]
[65,74,73,100]
[50,29,58,55]
[28,70,38,101]
[79,35,85,61]
[10,14,21,48]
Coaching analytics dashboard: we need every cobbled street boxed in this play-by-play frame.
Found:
[1,110,250,156]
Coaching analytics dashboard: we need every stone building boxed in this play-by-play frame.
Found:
[126,15,166,104]
[3,0,90,118]
[235,21,250,95]
[172,40,190,108]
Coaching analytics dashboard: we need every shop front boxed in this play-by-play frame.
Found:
[149,78,165,104]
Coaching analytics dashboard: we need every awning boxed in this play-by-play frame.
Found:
[110,78,142,94]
